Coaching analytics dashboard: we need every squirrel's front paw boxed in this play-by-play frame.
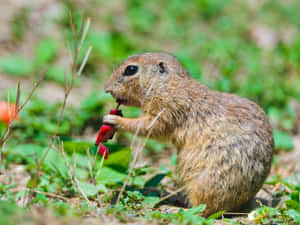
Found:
[103,114,119,126]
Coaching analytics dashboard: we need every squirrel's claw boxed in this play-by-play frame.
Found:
[103,114,118,125]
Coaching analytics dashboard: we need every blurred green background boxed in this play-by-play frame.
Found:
[0,0,300,224]
[1,0,300,133]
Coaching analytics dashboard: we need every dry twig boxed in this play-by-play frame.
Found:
[29,15,92,202]
[0,69,47,162]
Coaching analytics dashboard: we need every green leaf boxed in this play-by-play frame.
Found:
[144,173,166,188]
[175,50,202,81]
[35,39,58,65]
[75,168,89,180]
[97,167,127,185]
[85,32,112,59]
[185,204,206,215]
[12,144,45,159]
[44,149,68,177]
[78,182,107,197]
[121,106,141,118]
[80,92,111,112]
[43,120,71,135]
[142,196,160,207]
[273,129,294,151]
[286,200,300,212]
[103,142,126,155]
[78,182,97,197]
[63,141,94,155]
[286,209,300,223]
[145,139,166,153]
[282,175,300,188]
[0,55,34,76]
[97,184,108,193]
[0,200,23,225]
[46,66,68,85]
[71,154,90,171]
[291,191,300,203]
[171,153,177,165]
[208,210,225,219]
[132,176,146,187]
[46,66,81,86]
[103,147,131,172]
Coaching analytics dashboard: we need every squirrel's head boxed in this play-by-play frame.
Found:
[105,52,189,107]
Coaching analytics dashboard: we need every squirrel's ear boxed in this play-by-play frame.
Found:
[158,62,167,74]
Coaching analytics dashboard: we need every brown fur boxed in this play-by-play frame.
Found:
[104,52,274,216]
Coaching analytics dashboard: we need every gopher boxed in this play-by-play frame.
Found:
[103,52,274,216]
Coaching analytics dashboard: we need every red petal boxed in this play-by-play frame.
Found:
[95,107,122,146]
[101,124,112,132]
[95,130,103,146]
[98,144,109,159]
[95,125,113,145]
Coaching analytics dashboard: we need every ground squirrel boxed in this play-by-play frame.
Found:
[103,52,274,216]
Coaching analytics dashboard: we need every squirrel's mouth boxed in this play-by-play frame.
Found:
[116,98,128,105]
[109,93,128,105]
[116,98,141,107]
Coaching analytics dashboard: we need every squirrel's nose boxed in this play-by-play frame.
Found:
[104,81,112,93]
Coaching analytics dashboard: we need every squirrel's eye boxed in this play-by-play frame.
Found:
[123,65,138,76]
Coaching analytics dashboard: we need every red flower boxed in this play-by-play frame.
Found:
[95,124,114,145]
[98,144,109,159]
[94,107,122,159]
[0,102,19,125]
